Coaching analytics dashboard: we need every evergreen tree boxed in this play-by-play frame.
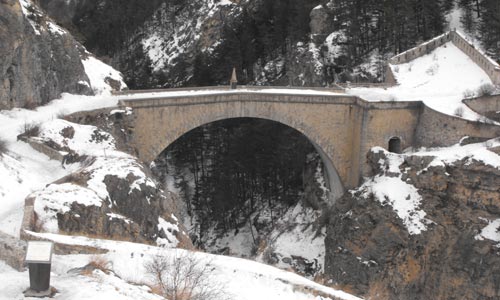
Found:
[479,0,500,61]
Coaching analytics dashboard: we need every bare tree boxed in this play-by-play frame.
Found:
[145,251,231,300]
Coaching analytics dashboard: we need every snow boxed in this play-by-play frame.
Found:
[107,213,132,224]
[0,145,73,237]
[206,226,257,258]
[359,148,430,235]
[157,217,180,247]
[141,0,241,80]
[29,119,160,234]
[475,218,500,247]
[120,88,348,102]
[81,56,126,95]
[362,176,428,235]
[142,33,168,72]
[413,138,500,170]
[359,138,500,236]
[47,22,66,35]
[32,183,103,233]
[348,42,493,121]
[18,0,66,36]
[0,259,163,300]
[37,119,116,157]
[86,156,157,200]
[15,231,363,300]
[18,0,41,35]
[445,4,463,32]
[268,203,326,273]
[0,94,122,237]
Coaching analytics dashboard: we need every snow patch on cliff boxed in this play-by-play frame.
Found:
[265,203,326,274]
[475,218,500,247]
[414,138,500,170]
[360,148,429,235]
[82,56,126,95]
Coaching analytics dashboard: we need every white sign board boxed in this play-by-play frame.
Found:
[25,241,53,264]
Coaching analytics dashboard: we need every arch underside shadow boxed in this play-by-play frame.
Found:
[155,116,345,203]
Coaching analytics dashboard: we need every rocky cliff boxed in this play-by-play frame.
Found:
[0,0,93,109]
[325,147,500,300]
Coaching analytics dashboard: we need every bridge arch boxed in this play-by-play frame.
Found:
[151,116,345,202]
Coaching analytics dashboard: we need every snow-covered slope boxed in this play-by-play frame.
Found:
[348,42,494,120]
[0,94,120,237]
[2,232,363,300]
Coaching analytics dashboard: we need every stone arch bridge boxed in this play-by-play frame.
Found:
[118,87,499,202]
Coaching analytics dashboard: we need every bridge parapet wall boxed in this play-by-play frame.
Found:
[464,95,500,121]
[389,31,500,85]
[389,32,452,65]
[415,105,500,147]
[449,31,500,86]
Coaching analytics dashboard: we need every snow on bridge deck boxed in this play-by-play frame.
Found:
[116,85,349,102]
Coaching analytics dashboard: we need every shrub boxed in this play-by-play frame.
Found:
[476,83,495,97]
[145,251,231,300]
[78,255,111,276]
[85,255,111,275]
[462,89,475,99]
[454,107,464,117]
[0,138,7,156]
[19,122,40,138]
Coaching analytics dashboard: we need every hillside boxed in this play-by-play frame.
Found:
[36,0,500,89]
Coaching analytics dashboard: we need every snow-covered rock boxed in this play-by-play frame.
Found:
[325,139,500,299]
[26,119,190,248]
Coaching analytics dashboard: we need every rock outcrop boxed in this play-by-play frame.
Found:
[25,118,192,249]
[0,0,93,110]
[325,148,500,300]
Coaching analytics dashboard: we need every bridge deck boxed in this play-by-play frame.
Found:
[118,87,423,110]
[113,85,346,96]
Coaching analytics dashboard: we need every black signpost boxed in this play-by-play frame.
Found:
[24,241,54,297]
